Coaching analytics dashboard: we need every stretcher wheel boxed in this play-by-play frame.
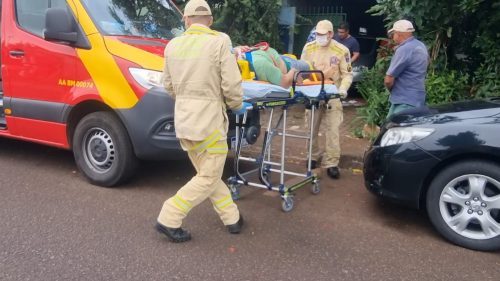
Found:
[245,125,260,144]
[229,184,241,200]
[281,196,294,212]
[311,182,320,195]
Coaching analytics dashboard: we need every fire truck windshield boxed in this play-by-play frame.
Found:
[81,0,185,40]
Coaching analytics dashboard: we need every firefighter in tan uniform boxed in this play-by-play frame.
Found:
[301,20,353,179]
[156,0,245,243]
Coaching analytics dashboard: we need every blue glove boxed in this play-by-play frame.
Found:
[232,102,252,115]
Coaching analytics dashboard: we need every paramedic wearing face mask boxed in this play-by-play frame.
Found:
[156,0,246,243]
[301,20,353,179]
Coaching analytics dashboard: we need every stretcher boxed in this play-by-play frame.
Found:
[228,71,340,212]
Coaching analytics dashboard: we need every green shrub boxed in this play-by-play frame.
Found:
[354,47,392,127]
[473,64,500,98]
[365,0,499,102]
[355,87,389,127]
[425,70,471,104]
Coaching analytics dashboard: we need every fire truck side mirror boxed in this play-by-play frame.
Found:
[44,8,78,44]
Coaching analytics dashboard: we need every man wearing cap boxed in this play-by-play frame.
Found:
[301,19,353,179]
[156,0,245,243]
[384,19,429,118]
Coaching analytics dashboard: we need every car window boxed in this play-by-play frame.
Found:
[15,0,67,37]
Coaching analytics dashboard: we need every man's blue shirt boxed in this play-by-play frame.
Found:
[386,37,429,107]
[333,35,360,61]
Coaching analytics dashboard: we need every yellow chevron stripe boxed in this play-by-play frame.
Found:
[71,2,138,109]
[69,1,98,35]
[103,37,164,71]
[329,45,347,56]
[76,34,139,109]
[185,25,218,36]
[304,41,346,57]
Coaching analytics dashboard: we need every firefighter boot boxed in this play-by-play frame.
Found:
[227,215,244,234]
[327,167,340,179]
[306,160,318,170]
[155,223,192,243]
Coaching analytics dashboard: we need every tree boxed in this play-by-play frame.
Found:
[210,0,282,49]
[366,0,499,97]
[355,0,499,127]
[368,0,499,74]
[175,0,283,49]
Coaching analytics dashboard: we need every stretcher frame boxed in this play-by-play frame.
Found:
[228,71,340,212]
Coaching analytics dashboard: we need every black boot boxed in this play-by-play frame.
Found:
[155,223,191,243]
[306,160,318,170]
[327,167,340,179]
[227,215,244,234]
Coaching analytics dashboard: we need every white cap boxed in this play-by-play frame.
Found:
[315,20,333,34]
[388,20,415,33]
[184,0,212,17]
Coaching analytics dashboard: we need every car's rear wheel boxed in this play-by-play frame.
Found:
[73,112,138,187]
[426,160,500,251]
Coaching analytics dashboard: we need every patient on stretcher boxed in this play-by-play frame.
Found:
[233,42,335,96]
[233,43,311,88]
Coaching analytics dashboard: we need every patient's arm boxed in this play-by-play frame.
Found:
[280,68,299,88]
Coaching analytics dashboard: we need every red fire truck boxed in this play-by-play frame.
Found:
[0,0,186,186]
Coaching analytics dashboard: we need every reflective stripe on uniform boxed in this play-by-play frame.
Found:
[172,25,218,59]
[172,194,192,214]
[303,41,346,58]
[184,25,218,36]
[190,130,223,153]
[206,141,228,154]
[215,195,233,210]
[328,45,346,57]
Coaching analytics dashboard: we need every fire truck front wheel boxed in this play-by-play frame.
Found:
[73,111,138,187]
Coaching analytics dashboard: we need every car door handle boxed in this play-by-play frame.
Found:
[9,50,25,57]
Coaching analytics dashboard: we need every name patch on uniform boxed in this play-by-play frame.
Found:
[330,56,339,65]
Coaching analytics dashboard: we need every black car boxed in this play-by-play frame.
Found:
[352,36,378,83]
[364,98,500,251]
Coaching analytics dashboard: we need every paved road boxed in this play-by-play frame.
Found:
[0,138,498,281]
